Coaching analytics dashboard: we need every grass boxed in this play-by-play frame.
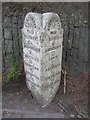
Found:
[5,57,21,83]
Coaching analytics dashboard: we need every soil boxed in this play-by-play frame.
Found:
[2,70,88,118]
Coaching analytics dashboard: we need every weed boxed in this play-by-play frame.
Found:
[5,57,21,83]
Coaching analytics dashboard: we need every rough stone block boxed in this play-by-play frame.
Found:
[18,17,23,28]
[12,16,17,24]
[4,28,12,40]
[5,40,12,54]
[3,16,11,28]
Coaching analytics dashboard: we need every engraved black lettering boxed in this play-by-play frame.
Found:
[26,70,39,80]
[45,45,60,52]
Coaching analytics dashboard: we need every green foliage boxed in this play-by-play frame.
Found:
[6,57,21,83]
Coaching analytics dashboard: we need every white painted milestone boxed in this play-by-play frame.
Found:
[22,12,63,107]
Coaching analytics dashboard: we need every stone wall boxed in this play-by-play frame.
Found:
[2,2,88,76]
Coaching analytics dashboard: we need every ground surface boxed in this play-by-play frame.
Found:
[2,71,88,118]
